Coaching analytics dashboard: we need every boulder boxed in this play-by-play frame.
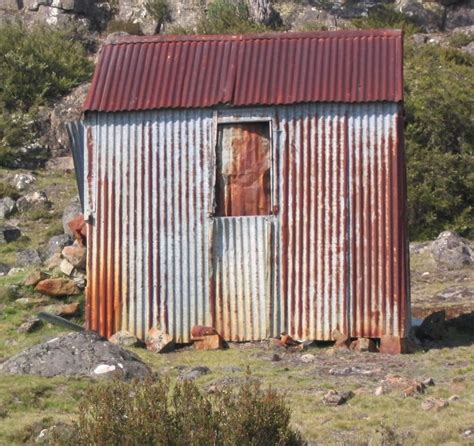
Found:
[0,197,16,219]
[300,353,316,363]
[62,201,83,235]
[145,326,175,353]
[178,366,211,382]
[193,334,224,351]
[431,231,473,269]
[421,397,449,411]
[322,390,354,406]
[0,263,11,276]
[0,331,151,380]
[415,310,446,340]
[380,335,412,355]
[445,3,474,30]
[16,248,42,267]
[16,191,51,213]
[191,325,218,337]
[0,225,21,243]
[396,0,445,32]
[44,234,73,260]
[35,278,80,297]
[24,270,47,286]
[109,330,144,348]
[12,173,36,191]
[62,244,86,269]
[15,296,50,307]
[45,156,74,171]
[17,317,43,334]
[42,302,80,317]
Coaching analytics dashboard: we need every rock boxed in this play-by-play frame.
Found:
[435,286,474,301]
[42,302,80,317]
[0,263,11,276]
[300,353,316,363]
[145,326,175,353]
[462,427,474,438]
[191,325,218,338]
[271,353,281,362]
[193,333,224,351]
[0,197,16,219]
[68,214,87,245]
[12,173,36,191]
[396,0,445,32]
[423,377,435,387]
[322,390,354,406]
[48,83,90,157]
[403,382,426,397]
[45,156,74,171]
[179,366,211,382]
[16,191,51,213]
[16,248,41,267]
[415,310,446,341]
[332,328,351,349]
[62,244,86,269]
[431,231,473,269]
[445,3,474,30]
[421,397,448,411]
[24,270,47,286]
[109,330,144,348]
[8,267,24,276]
[15,296,50,307]
[17,317,43,333]
[62,201,83,236]
[59,259,75,276]
[0,331,151,380]
[71,270,86,289]
[35,278,80,297]
[0,225,21,243]
[45,253,62,270]
[375,386,384,396]
[350,337,377,353]
[44,234,73,260]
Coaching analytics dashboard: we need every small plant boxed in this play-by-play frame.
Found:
[197,0,268,35]
[64,378,305,445]
[0,182,19,200]
[449,32,474,49]
[145,0,172,33]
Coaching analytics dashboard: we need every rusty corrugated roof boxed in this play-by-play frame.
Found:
[83,30,403,112]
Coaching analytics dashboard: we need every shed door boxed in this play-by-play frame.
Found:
[210,122,274,341]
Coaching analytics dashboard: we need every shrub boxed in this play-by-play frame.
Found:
[0,22,92,168]
[449,32,474,49]
[404,43,474,239]
[66,378,305,446]
[352,4,419,35]
[197,0,268,35]
[145,0,172,33]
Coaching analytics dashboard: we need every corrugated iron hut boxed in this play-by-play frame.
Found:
[81,30,410,351]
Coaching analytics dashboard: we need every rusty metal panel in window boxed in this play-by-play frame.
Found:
[215,123,271,216]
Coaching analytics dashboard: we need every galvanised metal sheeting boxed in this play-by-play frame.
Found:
[212,217,273,341]
[83,30,403,113]
[85,109,214,340]
[84,103,409,342]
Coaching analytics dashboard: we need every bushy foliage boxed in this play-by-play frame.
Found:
[145,0,171,33]
[197,0,268,35]
[0,22,92,167]
[352,4,419,34]
[66,378,305,446]
[404,43,474,239]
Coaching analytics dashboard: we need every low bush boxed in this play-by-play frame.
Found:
[352,4,419,34]
[197,0,269,35]
[145,0,171,33]
[106,19,143,35]
[65,378,305,446]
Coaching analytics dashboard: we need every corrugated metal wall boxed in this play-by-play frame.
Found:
[84,103,409,342]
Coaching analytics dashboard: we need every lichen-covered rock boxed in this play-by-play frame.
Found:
[0,197,17,219]
[16,191,51,213]
[0,331,151,380]
[44,234,73,260]
[0,225,21,243]
[62,200,82,235]
[62,244,86,269]
[35,278,80,296]
[16,248,42,267]
[12,173,36,191]
[431,231,473,269]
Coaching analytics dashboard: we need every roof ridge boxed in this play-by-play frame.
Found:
[104,29,403,46]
